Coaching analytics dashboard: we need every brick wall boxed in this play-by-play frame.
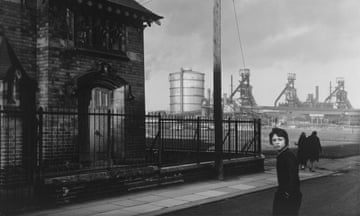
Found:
[37,0,51,107]
[1,0,148,171]
[0,0,36,185]
[0,0,37,79]
[41,1,147,162]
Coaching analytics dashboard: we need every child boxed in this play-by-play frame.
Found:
[269,128,302,216]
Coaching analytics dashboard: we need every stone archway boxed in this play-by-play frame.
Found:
[77,63,129,165]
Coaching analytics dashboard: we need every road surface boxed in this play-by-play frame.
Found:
[161,164,360,216]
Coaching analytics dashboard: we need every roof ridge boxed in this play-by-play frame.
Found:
[106,0,163,21]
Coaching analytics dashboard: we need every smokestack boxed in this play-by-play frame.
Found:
[223,93,227,106]
[231,75,233,95]
[315,86,319,102]
[207,88,211,101]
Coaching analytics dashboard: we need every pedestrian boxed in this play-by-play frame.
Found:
[306,131,322,172]
[269,127,302,216]
[295,132,307,170]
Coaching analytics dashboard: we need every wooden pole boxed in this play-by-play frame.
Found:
[213,0,223,180]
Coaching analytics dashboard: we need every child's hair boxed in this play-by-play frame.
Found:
[269,127,289,146]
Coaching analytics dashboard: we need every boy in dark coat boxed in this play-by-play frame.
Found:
[269,128,302,216]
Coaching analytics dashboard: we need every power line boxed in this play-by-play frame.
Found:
[232,0,246,69]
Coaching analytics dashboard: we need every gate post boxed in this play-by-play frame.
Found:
[235,121,238,154]
[253,119,257,154]
[253,118,261,155]
[228,117,231,159]
[158,113,162,167]
[37,107,43,177]
[257,119,261,154]
[196,116,200,164]
[107,109,113,168]
[33,107,44,203]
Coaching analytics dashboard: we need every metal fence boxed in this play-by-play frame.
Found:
[146,115,261,166]
[0,108,261,174]
[0,108,34,212]
[0,108,261,212]
[37,107,148,174]
[0,108,262,174]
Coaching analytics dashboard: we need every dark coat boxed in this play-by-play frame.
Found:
[306,134,322,162]
[296,134,307,165]
[273,148,302,216]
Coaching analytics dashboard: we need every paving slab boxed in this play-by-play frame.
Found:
[110,199,147,207]
[43,208,97,216]
[174,194,209,202]
[133,195,167,202]
[228,183,256,190]
[215,186,241,193]
[155,188,198,198]
[121,203,164,213]
[195,190,228,198]
[151,198,189,207]
[86,204,123,213]
[93,209,135,216]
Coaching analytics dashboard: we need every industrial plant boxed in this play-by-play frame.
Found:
[167,68,360,126]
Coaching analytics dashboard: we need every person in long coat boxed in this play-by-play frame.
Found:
[306,131,322,171]
[269,128,302,216]
[296,132,307,170]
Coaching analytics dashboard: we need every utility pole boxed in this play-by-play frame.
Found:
[213,0,223,180]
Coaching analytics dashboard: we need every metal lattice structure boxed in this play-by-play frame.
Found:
[324,77,352,109]
[230,68,257,108]
[274,73,302,107]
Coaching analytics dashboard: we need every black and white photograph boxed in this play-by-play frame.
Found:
[0,0,359,215]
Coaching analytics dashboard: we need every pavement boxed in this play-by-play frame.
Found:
[19,155,360,216]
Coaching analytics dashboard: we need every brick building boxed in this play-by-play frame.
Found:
[0,0,162,186]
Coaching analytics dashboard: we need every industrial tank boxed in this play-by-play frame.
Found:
[169,68,205,113]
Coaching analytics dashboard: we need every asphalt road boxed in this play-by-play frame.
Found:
[161,165,360,216]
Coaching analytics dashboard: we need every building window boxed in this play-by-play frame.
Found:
[66,8,75,46]
[0,71,21,107]
[75,15,127,53]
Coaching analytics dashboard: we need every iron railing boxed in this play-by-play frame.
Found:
[146,115,261,167]
[0,107,261,213]
[0,108,261,175]
[0,108,33,213]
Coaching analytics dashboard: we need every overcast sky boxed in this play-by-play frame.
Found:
[140,0,360,111]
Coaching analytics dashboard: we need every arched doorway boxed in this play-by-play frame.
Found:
[77,63,130,166]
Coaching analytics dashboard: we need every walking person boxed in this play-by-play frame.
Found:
[295,132,307,170]
[307,131,322,172]
[269,128,302,216]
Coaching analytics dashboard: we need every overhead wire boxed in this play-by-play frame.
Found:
[232,0,247,69]
[139,0,246,68]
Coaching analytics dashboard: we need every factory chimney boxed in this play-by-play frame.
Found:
[231,75,233,97]
[207,88,212,102]
[315,86,319,103]
[223,93,228,106]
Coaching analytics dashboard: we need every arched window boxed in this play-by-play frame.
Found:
[74,14,127,53]
[0,69,21,107]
